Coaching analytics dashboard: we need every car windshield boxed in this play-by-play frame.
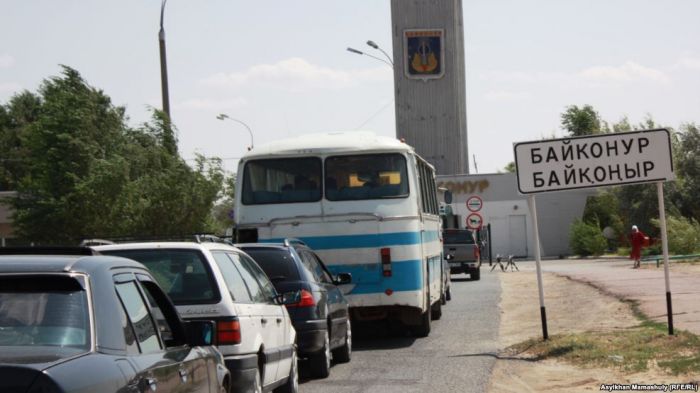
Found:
[0,275,90,361]
[325,153,409,201]
[242,157,322,204]
[443,231,475,244]
[241,248,301,282]
[101,249,220,305]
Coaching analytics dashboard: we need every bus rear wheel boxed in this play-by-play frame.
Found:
[411,308,431,337]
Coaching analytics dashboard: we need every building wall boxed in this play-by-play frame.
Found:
[391,0,469,175]
[437,173,593,258]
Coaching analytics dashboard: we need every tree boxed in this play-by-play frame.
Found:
[675,123,700,220]
[5,66,226,244]
[503,162,516,173]
[582,189,624,245]
[569,219,607,256]
[0,91,42,190]
[560,105,602,136]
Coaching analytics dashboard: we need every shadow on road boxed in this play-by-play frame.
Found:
[450,277,475,282]
[351,320,417,350]
[448,352,539,362]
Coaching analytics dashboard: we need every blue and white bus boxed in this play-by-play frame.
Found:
[234,132,445,336]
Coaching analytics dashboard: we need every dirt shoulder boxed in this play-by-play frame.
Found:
[488,263,700,393]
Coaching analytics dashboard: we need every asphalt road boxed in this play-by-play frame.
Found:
[299,270,502,393]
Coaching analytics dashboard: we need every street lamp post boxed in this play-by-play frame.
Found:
[159,0,170,118]
[366,40,394,66]
[346,46,393,68]
[217,114,254,150]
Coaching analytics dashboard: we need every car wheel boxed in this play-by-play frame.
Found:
[431,299,442,320]
[471,269,481,281]
[446,286,452,301]
[309,330,331,378]
[332,319,352,363]
[274,347,298,393]
[440,292,446,305]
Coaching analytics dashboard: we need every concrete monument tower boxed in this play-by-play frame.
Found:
[390,0,468,175]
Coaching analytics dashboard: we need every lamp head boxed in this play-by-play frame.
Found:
[366,40,378,49]
[346,47,363,55]
[216,114,228,120]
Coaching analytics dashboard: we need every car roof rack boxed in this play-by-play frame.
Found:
[80,234,234,245]
[79,239,115,246]
[0,246,100,256]
[283,238,307,247]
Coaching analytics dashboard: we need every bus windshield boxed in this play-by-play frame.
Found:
[242,157,322,204]
[325,153,409,201]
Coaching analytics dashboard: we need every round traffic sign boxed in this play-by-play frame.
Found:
[466,195,483,212]
[466,212,483,230]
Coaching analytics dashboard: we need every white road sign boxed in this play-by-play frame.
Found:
[513,129,674,194]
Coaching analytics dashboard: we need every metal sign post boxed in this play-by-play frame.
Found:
[657,182,674,335]
[528,195,548,340]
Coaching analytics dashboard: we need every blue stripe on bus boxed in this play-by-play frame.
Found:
[262,231,439,250]
[326,260,423,294]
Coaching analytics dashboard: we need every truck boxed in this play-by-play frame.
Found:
[443,229,481,280]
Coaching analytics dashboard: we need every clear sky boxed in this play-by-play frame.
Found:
[2,1,699,174]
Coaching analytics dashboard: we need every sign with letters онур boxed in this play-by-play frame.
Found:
[513,129,675,194]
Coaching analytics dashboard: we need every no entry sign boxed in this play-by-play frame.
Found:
[514,129,674,194]
[466,195,483,212]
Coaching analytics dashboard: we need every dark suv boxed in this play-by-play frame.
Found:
[237,240,352,379]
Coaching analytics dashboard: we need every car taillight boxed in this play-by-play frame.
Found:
[217,319,241,345]
[381,247,392,277]
[287,289,315,308]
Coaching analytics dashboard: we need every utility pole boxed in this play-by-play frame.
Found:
[159,0,171,118]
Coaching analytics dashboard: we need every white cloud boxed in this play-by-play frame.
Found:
[578,61,670,84]
[0,54,15,68]
[674,54,700,70]
[201,57,391,90]
[484,90,532,102]
[175,97,248,111]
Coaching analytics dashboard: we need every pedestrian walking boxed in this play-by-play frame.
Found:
[630,225,647,268]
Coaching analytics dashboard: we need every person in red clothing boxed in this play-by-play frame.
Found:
[630,225,647,268]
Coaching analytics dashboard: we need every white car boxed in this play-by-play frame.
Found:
[96,240,298,393]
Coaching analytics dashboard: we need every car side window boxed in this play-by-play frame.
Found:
[300,250,332,284]
[310,252,334,284]
[238,254,278,304]
[116,295,140,355]
[136,277,186,348]
[225,253,267,303]
[211,251,253,302]
[115,281,162,353]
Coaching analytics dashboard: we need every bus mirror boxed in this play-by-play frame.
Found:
[444,190,453,204]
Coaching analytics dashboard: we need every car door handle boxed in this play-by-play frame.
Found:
[261,318,268,325]
[178,369,188,383]
[276,317,283,324]
[140,377,157,392]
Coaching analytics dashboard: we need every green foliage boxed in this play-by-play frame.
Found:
[503,161,516,173]
[569,219,607,256]
[209,173,237,235]
[561,105,602,136]
[650,215,700,255]
[675,124,700,220]
[1,66,225,244]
